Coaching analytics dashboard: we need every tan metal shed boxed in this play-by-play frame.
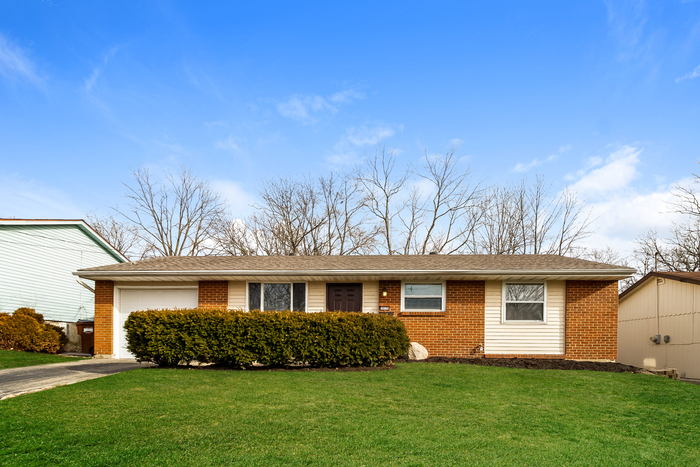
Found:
[619,272,700,381]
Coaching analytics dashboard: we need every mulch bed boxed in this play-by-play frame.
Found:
[397,356,643,373]
[151,362,397,372]
[152,358,642,373]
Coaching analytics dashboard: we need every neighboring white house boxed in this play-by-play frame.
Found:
[618,271,700,381]
[0,219,127,325]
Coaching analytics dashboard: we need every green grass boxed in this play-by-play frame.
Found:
[1,363,699,466]
[0,349,86,370]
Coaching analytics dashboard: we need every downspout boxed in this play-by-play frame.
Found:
[76,278,95,294]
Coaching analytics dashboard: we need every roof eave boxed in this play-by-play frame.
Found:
[619,271,700,301]
[74,268,636,281]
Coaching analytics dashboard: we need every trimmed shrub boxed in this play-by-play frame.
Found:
[0,308,68,354]
[124,309,411,368]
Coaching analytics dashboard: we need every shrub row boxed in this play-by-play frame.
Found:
[0,308,68,354]
[124,309,410,368]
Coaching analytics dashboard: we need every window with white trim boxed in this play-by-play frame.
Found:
[403,283,444,311]
[503,283,545,321]
[248,283,306,311]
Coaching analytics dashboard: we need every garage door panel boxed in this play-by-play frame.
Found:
[116,288,198,358]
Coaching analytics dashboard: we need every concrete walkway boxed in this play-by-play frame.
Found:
[0,359,154,400]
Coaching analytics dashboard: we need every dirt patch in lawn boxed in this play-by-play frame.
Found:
[397,356,643,373]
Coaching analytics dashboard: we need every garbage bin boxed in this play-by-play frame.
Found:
[75,320,94,355]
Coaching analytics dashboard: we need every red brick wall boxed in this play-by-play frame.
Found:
[198,281,229,309]
[379,280,485,358]
[94,280,114,356]
[565,280,618,360]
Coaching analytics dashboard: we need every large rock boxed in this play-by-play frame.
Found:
[407,342,429,360]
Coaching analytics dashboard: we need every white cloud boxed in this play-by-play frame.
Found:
[345,125,396,146]
[215,135,246,157]
[277,88,364,124]
[326,124,399,165]
[412,178,435,197]
[579,182,686,258]
[565,145,688,258]
[604,0,653,63]
[84,46,119,93]
[277,95,336,124]
[0,174,83,218]
[329,88,365,103]
[0,33,42,85]
[211,180,258,218]
[513,159,541,173]
[204,120,228,128]
[513,144,571,173]
[568,145,640,198]
[676,64,700,83]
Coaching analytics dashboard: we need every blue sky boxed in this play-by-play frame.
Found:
[1,1,699,257]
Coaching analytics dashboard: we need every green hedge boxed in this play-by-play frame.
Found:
[124,309,410,368]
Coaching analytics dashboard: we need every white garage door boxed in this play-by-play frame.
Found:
[116,288,199,359]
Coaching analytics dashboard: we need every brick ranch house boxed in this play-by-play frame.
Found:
[73,255,635,360]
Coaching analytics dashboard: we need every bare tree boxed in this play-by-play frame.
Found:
[475,184,525,254]
[632,164,700,273]
[358,146,412,254]
[116,167,227,257]
[582,246,636,291]
[547,187,593,256]
[250,176,326,255]
[213,148,593,259]
[318,172,377,255]
[472,177,591,256]
[583,246,625,265]
[85,212,140,260]
[213,217,258,256]
[215,172,377,257]
[634,222,700,273]
[407,148,485,254]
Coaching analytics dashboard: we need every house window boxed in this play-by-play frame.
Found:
[248,283,306,311]
[403,283,444,311]
[504,283,545,322]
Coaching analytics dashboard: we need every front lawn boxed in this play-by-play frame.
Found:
[1,363,699,466]
[0,349,86,370]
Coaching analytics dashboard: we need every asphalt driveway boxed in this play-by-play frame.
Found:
[0,359,153,400]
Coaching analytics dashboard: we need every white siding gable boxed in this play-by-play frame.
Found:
[0,224,123,322]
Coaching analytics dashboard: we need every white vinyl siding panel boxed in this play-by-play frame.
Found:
[307,282,326,312]
[363,281,379,313]
[228,281,246,310]
[484,280,565,355]
[0,224,123,322]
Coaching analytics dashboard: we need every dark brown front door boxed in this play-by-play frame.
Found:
[326,283,363,312]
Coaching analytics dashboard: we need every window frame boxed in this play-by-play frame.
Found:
[501,281,547,324]
[400,280,446,313]
[245,281,308,312]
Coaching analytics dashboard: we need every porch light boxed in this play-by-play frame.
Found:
[382,287,388,297]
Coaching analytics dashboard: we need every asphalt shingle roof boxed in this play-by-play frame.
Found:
[78,254,632,273]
